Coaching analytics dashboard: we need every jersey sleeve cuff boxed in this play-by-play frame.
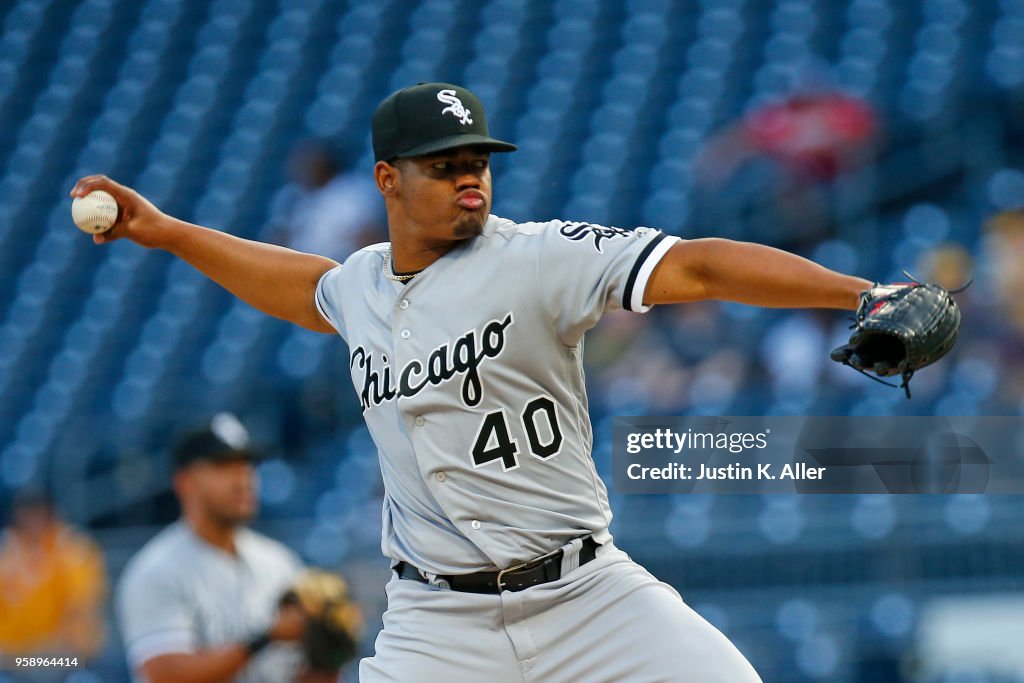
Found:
[314,266,341,332]
[126,630,195,668]
[623,234,681,313]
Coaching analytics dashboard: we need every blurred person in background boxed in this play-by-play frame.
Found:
[265,138,386,262]
[696,86,879,253]
[983,209,1024,335]
[916,243,973,294]
[726,90,878,183]
[974,210,1024,406]
[0,489,107,664]
[116,412,352,683]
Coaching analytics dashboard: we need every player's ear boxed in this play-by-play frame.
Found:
[375,160,399,197]
[172,469,192,501]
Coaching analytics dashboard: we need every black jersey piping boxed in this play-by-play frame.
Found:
[623,233,667,312]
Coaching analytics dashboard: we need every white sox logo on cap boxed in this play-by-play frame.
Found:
[437,89,472,125]
[210,412,250,449]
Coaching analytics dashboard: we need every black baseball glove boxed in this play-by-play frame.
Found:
[830,275,967,398]
[280,569,363,673]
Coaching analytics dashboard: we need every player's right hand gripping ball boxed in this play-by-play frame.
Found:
[830,279,964,398]
[71,189,119,234]
[281,569,363,672]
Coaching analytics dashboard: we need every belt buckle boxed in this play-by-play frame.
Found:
[496,547,563,592]
[495,560,529,592]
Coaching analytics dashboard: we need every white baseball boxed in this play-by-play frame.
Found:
[71,190,119,234]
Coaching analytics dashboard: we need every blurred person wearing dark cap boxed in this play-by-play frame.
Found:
[115,413,346,683]
[0,489,107,664]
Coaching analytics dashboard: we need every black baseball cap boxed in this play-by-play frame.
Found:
[371,82,517,162]
[172,412,261,470]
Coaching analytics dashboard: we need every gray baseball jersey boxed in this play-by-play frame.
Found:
[315,215,679,574]
[116,521,303,683]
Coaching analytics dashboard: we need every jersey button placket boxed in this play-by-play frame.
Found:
[400,329,411,339]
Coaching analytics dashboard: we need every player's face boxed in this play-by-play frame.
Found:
[392,147,492,240]
[183,459,258,527]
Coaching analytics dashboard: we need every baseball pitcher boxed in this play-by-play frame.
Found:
[75,83,959,682]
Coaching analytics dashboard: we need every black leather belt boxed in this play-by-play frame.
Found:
[396,536,600,594]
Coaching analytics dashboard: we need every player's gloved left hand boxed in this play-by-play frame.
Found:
[280,569,364,674]
[830,275,968,398]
